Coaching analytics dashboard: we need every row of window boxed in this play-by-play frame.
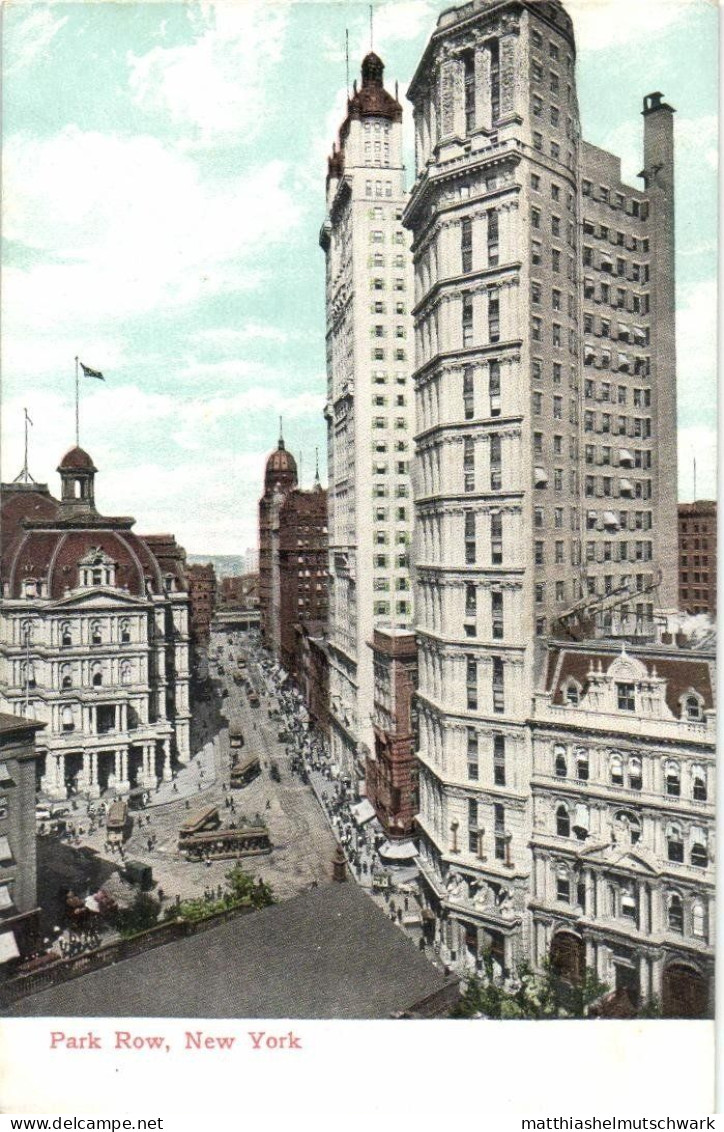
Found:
[581,179,647,218]
[530,239,577,280]
[373,601,412,616]
[553,745,707,790]
[369,302,407,316]
[584,412,652,438]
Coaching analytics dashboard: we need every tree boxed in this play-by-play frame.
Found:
[115,893,161,938]
[451,952,609,1020]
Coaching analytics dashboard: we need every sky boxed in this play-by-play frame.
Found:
[1,0,718,555]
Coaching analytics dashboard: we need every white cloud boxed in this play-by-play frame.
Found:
[567,0,705,51]
[677,427,717,501]
[676,278,718,424]
[3,128,299,333]
[193,324,289,349]
[5,6,69,76]
[127,2,288,143]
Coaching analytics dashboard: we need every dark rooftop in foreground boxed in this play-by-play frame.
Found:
[6,883,457,1019]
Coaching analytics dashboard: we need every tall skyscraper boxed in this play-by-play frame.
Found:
[320,54,415,783]
[404,0,678,973]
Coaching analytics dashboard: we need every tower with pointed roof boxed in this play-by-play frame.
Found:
[320,51,415,786]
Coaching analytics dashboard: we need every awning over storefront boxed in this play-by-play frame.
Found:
[351,799,376,825]
[378,839,418,862]
[0,932,19,963]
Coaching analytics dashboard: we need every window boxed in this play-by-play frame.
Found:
[60,664,72,690]
[492,656,504,713]
[692,765,707,802]
[491,590,504,639]
[556,804,570,838]
[466,656,478,710]
[90,620,102,646]
[60,622,72,648]
[494,803,506,860]
[666,823,684,863]
[628,757,642,791]
[610,753,624,787]
[462,295,474,347]
[61,705,75,733]
[465,511,476,564]
[690,829,708,869]
[575,748,589,781]
[464,50,476,132]
[685,694,702,722]
[493,734,506,785]
[461,216,473,273]
[467,728,479,780]
[554,745,567,777]
[463,366,475,420]
[667,893,684,934]
[617,682,635,711]
[488,289,500,343]
[665,761,681,798]
[464,436,475,493]
[491,512,503,564]
[556,869,570,903]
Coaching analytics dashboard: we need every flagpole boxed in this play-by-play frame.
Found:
[75,356,79,447]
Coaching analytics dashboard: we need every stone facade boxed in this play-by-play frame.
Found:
[678,501,716,617]
[530,642,715,1018]
[258,435,298,654]
[405,0,680,981]
[0,713,44,964]
[295,621,330,742]
[320,52,415,785]
[0,449,191,801]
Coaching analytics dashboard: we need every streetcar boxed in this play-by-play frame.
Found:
[178,806,221,842]
[229,722,245,751]
[230,752,261,789]
[179,824,272,861]
[106,800,129,846]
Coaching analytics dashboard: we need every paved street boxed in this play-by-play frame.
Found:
[36,629,339,938]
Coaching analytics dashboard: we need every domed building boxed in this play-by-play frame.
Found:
[258,429,328,666]
[0,447,191,800]
[258,429,298,651]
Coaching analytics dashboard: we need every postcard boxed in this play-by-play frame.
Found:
[0,0,717,1120]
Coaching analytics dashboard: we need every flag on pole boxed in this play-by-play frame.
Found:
[80,361,105,380]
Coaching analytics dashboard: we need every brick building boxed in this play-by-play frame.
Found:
[259,433,298,654]
[678,501,716,616]
[186,563,217,651]
[0,713,44,965]
[367,627,418,840]
[295,620,330,742]
[279,483,328,676]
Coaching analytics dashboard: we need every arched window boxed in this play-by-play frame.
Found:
[667,892,684,933]
[556,804,571,838]
[665,761,681,798]
[91,663,103,688]
[20,661,36,689]
[614,810,641,846]
[60,622,72,648]
[627,756,642,791]
[90,620,102,646]
[620,886,637,921]
[120,661,132,686]
[556,867,570,903]
[667,823,684,863]
[553,745,567,777]
[564,680,580,706]
[691,901,707,940]
[572,803,590,841]
[60,664,72,690]
[21,620,33,644]
[691,765,707,802]
[690,827,708,869]
[61,706,75,733]
[610,752,623,787]
[120,619,131,644]
[575,748,589,781]
[684,695,702,722]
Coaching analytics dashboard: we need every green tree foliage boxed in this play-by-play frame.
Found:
[115,892,162,938]
[164,866,275,924]
[451,953,609,1020]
